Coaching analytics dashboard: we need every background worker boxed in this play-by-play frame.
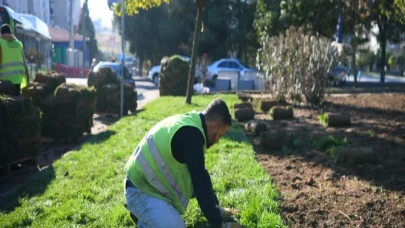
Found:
[124,98,244,228]
[0,24,30,96]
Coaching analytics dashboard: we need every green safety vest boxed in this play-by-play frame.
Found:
[125,111,207,214]
[0,38,26,87]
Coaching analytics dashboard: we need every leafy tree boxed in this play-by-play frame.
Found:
[254,0,342,40]
[369,0,405,82]
[77,0,101,64]
[387,54,397,71]
[115,6,167,73]
[112,0,177,74]
[111,0,169,15]
[112,0,205,104]
[254,0,283,40]
[357,50,377,71]
[341,0,372,88]
[279,0,342,37]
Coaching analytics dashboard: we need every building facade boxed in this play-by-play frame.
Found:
[2,0,50,24]
[2,0,81,30]
[50,0,81,30]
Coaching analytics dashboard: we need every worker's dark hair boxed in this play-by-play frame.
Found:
[1,24,12,35]
[203,98,232,126]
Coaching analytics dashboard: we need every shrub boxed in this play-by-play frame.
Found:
[159,55,190,96]
[256,26,337,104]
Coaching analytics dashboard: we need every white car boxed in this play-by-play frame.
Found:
[206,58,261,82]
[148,56,203,85]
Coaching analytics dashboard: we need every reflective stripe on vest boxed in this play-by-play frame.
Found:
[136,135,188,209]
[0,70,26,77]
[0,62,24,69]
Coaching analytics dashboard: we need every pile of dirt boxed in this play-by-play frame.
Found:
[22,71,96,141]
[0,95,41,169]
[87,67,137,114]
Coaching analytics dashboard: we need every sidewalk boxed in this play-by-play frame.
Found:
[137,90,160,109]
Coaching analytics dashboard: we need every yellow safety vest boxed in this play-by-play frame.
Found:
[125,111,207,214]
[0,38,27,88]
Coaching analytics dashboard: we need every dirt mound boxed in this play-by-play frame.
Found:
[259,130,290,150]
[245,94,405,227]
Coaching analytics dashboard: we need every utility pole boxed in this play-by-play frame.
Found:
[106,0,125,117]
[120,0,125,117]
[68,0,74,66]
[82,0,87,68]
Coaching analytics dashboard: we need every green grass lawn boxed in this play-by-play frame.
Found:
[0,95,285,228]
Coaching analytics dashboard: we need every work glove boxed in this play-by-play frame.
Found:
[219,206,240,219]
[222,222,246,228]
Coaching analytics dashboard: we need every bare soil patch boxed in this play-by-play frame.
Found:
[244,94,405,227]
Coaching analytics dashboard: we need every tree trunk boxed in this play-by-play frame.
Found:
[185,5,204,104]
[379,19,387,83]
[243,29,248,64]
[352,50,358,88]
[351,10,358,88]
[138,51,144,76]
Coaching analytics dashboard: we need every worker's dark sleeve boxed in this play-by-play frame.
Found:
[171,127,223,228]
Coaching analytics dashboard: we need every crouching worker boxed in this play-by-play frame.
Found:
[124,98,244,228]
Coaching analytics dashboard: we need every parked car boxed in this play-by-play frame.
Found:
[329,66,349,86]
[92,61,136,88]
[148,56,203,85]
[206,58,261,82]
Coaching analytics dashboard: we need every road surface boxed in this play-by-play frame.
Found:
[347,73,405,83]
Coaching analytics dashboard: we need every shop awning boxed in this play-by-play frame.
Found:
[16,13,51,40]
[0,5,34,30]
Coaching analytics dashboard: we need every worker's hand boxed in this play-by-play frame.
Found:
[219,206,240,218]
[222,222,246,228]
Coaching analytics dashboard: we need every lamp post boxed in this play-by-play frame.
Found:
[107,0,125,117]
[82,1,87,69]
[120,0,125,118]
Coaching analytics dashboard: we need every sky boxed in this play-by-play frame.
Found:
[81,0,113,28]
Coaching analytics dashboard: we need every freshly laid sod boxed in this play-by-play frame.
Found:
[0,95,284,228]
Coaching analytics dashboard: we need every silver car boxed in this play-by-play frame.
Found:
[206,58,261,82]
